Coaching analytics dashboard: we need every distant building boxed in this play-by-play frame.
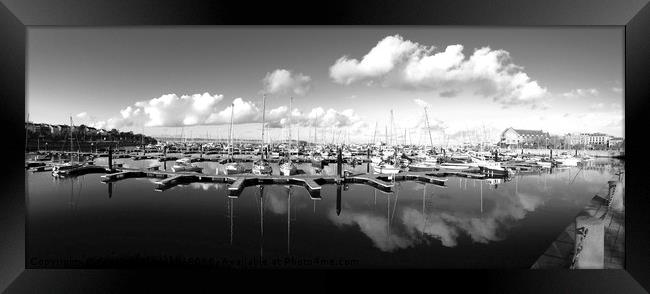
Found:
[565,132,618,149]
[609,137,624,146]
[500,127,550,148]
[564,133,589,146]
[609,137,625,148]
[25,122,53,136]
[587,132,611,146]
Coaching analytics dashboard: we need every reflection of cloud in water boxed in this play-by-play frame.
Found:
[330,189,545,252]
[329,210,412,252]
[191,183,221,191]
[266,188,288,215]
[402,208,459,247]
[516,192,543,212]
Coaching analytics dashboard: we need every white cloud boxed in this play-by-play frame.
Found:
[137,92,224,127]
[329,35,548,106]
[205,98,261,125]
[562,88,599,99]
[265,106,363,129]
[611,87,623,93]
[330,35,421,85]
[90,92,365,131]
[262,69,311,96]
[76,112,88,119]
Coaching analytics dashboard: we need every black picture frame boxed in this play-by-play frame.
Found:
[1,0,649,292]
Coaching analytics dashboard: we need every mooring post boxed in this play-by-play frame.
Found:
[337,146,343,178]
[200,145,203,159]
[108,145,113,171]
[163,145,167,170]
[550,149,553,160]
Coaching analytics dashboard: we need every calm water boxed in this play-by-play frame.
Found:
[26,157,624,269]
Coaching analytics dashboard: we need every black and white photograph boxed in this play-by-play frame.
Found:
[24,26,625,270]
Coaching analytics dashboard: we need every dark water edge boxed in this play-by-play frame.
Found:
[26,158,623,269]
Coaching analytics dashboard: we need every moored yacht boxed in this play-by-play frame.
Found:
[223,160,247,175]
[555,156,581,166]
[171,158,203,173]
[252,159,273,175]
[279,157,298,176]
[51,161,85,176]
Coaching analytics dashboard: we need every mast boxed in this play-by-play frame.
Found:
[229,102,234,160]
[385,124,388,145]
[70,116,74,153]
[261,94,266,159]
[424,106,434,153]
[390,109,394,146]
[288,96,293,154]
[372,121,378,145]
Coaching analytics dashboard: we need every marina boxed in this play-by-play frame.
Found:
[23,27,626,270]
[25,147,625,268]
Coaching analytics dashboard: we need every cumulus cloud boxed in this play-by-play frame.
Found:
[91,92,365,131]
[89,92,225,129]
[263,69,311,96]
[329,35,548,106]
[76,112,88,119]
[611,87,623,93]
[264,106,364,129]
[562,88,599,99]
[205,98,261,125]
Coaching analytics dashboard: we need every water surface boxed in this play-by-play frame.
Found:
[26,158,623,268]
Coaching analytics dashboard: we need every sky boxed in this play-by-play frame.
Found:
[27,27,624,144]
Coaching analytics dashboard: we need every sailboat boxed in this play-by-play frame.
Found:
[371,111,400,175]
[280,97,298,176]
[171,157,203,173]
[408,105,439,172]
[310,150,326,168]
[252,94,272,175]
[223,102,247,175]
[52,116,84,176]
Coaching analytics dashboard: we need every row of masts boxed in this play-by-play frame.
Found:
[29,98,492,151]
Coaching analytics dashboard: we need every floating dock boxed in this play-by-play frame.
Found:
[93,164,452,196]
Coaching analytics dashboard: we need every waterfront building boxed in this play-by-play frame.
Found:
[609,137,624,146]
[587,132,611,146]
[564,133,590,146]
[500,127,550,148]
